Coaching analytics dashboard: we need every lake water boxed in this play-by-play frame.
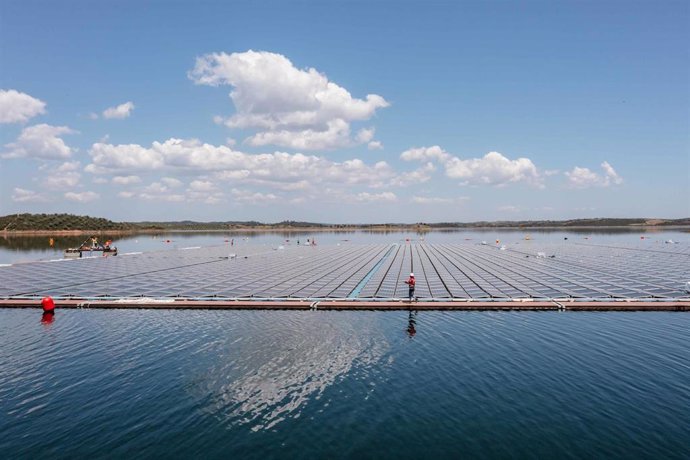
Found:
[1,309,688,459]
[1,228,688,264]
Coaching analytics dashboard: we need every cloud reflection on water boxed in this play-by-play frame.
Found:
[193,312,390,432]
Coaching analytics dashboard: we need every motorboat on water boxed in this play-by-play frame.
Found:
[64,246,118,258]
[64,237,118,258]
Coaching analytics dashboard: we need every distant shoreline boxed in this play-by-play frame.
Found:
[3,225,689,236]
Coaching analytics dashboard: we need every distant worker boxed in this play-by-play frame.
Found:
[404,272,416,301]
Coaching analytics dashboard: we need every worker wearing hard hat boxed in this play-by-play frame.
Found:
[404,272,416,302]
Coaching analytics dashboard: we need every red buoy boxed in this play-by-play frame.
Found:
[41,296,55,313]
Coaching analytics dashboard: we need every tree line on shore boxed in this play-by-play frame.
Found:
[1,213,688,232]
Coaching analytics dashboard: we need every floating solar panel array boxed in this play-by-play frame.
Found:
[0,241,687,300]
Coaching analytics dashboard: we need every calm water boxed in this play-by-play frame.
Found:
[1,228,688,264]
[0,310,688,459]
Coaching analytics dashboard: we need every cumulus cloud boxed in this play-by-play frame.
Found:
[161,177,183,188]
[102,101,135,119]
[43,164,81,190]
[185,180,225,204]
[65,191,99,202]
[188,180,216,192]
[401,146,542,187]
[565,161,623,188]
[11,187,49,203]
[140,193,185,202]
[411,196,469,204]
[115,177,191,203]
[367,141,383,150]
[231,188,278,204]
[189,50,388,150]
[2,124,76,160]
[0,89,46,123]
[389,162,436,187]
[400,146,452,163]
[345,191,397,203]
[86,138,396,192]
[445,152,541,187]
[112,175,141,185]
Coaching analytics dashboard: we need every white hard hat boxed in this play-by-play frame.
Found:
[410,272,414,277]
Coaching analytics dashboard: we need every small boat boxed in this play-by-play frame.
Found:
[64,246,118,258]
[64,237,118,258]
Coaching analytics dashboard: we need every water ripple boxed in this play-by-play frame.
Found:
[0,310,688,459]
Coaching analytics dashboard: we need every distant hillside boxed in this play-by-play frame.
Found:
[1,213,688,232]
[427,218,690,228]
[0,213,134,231]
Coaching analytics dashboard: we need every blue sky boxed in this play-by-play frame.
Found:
[1,0,688,223]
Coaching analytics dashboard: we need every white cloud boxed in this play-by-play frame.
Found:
[189,50,389,150]
[2,124,76,159]
[125,178,187,202]
[103,101,135,119]
[350,191,397,203]
[601,161,623,185]
[92,177,108,184]
[565,161,623,188]
[367,141,383,150]
[112,175,141,185]
[0,89,46,123]
[231,188,278,204]
[498,205,520,213]
[11,187,49,202]
[43,171,81,190]
[161,177,183,188]
[187,180,225,204]
[118,191,135,198]
[86,138,396,191]
[65,191,99,202]
[86,142,162,171]
[188,180,216,192]
[244,118,353,150]
[401,146,542,188]
[140,193,185,202]
[355,127,375,144]
[411,196,469,204]
[400,146,452,163]
[445,152,541,187]
[142,181,172,194]
[389,162,436,187]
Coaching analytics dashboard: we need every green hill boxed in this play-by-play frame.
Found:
[0,213,133,231]
[0,213,688,232]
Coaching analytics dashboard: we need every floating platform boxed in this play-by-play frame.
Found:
[0,241,688,311]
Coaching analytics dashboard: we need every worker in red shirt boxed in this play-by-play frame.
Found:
[404,272,416,301]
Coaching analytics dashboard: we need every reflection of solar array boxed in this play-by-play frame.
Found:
[0,241,688,300]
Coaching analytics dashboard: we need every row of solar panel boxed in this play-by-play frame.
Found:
[1,242,687,299]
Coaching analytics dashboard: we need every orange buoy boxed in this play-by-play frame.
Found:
[41,296,55,313]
